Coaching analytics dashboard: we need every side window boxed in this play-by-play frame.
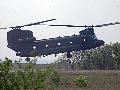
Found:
[46,45,48,48]
[81,36,87,44]
[58,43,61,46]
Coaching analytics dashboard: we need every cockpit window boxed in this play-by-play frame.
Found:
[92,35,97,40]
[81,36,87,44]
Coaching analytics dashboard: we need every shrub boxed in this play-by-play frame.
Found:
[0,57,60,90]
[73,75,89,87]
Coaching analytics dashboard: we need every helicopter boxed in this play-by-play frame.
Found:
[6,20,120,60]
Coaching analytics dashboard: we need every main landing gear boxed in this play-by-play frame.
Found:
[25,57,30,62]
[66,52,72,58]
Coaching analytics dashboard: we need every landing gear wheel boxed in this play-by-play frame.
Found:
[67,52,72,58]
[25,57,30,62]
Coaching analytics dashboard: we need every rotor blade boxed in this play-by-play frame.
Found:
[23,19,56,27]
[0,28,6,29]
[50,22,120,28]
[10,19,56,29]
[95,22,120,27]
[50,24,94,27]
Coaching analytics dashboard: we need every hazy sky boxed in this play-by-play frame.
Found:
[0,0,120,63]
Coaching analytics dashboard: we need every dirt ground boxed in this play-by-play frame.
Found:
[55,70,120,90]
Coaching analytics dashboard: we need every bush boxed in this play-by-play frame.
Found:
[0,57,60,90]
[73,75,89,87]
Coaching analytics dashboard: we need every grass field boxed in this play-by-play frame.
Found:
[55,70,120,90]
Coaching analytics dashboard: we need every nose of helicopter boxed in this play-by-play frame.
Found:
[96,40,105,46]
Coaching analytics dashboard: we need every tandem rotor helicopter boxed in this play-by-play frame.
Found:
[1,19,120,60]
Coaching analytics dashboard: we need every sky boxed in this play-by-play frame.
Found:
[0,0,120,63]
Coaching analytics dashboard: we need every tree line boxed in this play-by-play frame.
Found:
[55,42,120,70]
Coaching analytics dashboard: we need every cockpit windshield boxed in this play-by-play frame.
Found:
[92,35,98,40]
